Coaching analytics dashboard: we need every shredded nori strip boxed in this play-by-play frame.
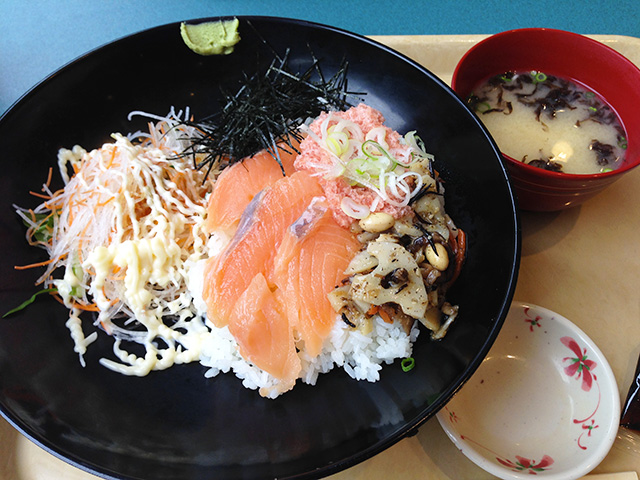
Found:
[178,45,363,177]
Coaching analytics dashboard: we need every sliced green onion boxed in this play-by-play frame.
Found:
[401,357,415,372]
[326,128,350,157]
[361,139,383,157]
[618,136,628,149]
[589,106,598,112]
[348,157,381,181]
[72,263,83,278]
[3,288,57,318]
[325,136,342,156]
[403,131,430,162]
[361,140,395,169]
[531,71,547,83]
[340,197,370,219]
[475,102,492,113]
[310,115,434,212]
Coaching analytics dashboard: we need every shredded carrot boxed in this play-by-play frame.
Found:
[378,306,393,324]
[14,256,62,270]
[44,167,53,189]
[448,228,466,285]
[65,190,80,226]
[37,211,55,225]
[52,293,103,312]
[43,194,64,211]
[76,221,93,264]
[148,121,158,147]
[29,191,52,200]
[96,196,115,208]
[12,120,213,372]
[73,302,101,312]
[52,293,66,306]
[366,305,379,316]
[31,211,55,234]
[105,146,118,169]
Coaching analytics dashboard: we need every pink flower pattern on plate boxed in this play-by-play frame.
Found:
[523,306,542,332]
[444,406,459,424]
[561,336,597,392]
[559,335,602,450]
[496,454,554,474]
[445,308,607,472]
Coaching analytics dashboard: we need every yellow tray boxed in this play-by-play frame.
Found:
[3,34,640,480]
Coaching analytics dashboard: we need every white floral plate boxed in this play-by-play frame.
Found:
[436,301,620,480]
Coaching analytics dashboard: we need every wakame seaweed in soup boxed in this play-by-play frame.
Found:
[468,71,627,174]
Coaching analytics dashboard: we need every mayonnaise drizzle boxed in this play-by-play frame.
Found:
[21,114,214,375]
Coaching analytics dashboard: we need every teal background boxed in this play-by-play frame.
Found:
[2,0,639,115]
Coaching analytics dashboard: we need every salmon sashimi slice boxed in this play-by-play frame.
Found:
[205,145,298,233]
[203,171,324,328]
[272,198,361,357]
[228,272,301,396]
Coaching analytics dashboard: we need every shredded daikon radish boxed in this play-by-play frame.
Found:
[15,116,212,374]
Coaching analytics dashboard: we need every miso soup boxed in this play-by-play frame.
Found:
[468,71,627,174]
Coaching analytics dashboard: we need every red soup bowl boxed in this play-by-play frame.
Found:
[452,28,640,211]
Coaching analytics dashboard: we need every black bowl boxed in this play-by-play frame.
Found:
[0,16,520,480]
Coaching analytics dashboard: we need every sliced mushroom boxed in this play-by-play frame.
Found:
[431,303,459,340]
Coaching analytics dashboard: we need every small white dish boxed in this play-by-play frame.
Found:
[436,301,620,480]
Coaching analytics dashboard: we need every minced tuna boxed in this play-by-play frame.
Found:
[295,104,415,228]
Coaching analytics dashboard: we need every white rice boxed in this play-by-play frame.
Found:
[197,312,419,399]
[191,234,420,398]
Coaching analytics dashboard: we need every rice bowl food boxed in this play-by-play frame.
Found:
[13,100,465,398]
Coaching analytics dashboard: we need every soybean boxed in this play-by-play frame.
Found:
[358,212,395,233]
[425,243,449,271]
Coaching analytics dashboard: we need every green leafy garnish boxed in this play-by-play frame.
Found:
[3,288,57,318]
